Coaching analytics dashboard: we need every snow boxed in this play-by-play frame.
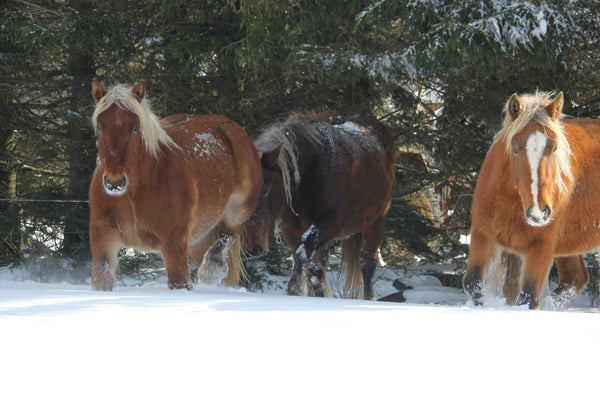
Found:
[312,1,579,82]
[1,263,598,395]
[191,132,225,158]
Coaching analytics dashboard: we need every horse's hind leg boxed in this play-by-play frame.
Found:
[552,255,589,308]
[197,231,235,285]
[360,217,386,300]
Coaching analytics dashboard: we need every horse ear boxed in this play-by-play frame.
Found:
[92,78,107,103]
[132,80,146,102]
[507,93,521,121]
[260,143,283,171]
[545,91,564,120]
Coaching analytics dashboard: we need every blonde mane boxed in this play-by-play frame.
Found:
[256,116,323,207]
[92,84,177,157]
[494,91,573,195]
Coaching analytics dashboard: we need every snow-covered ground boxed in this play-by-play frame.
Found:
[1,261,598,395]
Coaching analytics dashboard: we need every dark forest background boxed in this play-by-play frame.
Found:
[2,0,600,284]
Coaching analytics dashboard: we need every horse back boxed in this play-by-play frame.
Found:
[292,116,395,232]
[316,113,396,162]
[162,114,262,230]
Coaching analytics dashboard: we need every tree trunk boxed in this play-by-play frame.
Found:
[61,0,97,257]
[0,130,22,263]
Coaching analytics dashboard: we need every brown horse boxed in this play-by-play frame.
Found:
[241,113,395,299]
[89,79,262,290]
[464,91,594,308]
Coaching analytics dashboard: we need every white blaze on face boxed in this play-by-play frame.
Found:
[526,131,548,216]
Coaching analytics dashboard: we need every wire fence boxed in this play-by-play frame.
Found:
[0,198,89,203]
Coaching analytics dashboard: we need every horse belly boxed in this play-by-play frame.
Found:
[556,223,600,255]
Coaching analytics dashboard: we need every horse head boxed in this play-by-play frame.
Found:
[92,79,149,196]
[241,144,286,256]
[502,91,572,227]
[92,79,177,197]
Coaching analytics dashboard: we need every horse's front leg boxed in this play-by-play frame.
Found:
[197,232,235,285]
[161,231,192,290]
[517,250,555,309]
[463,231,498,305]
[551,255,589,309]
[286,224,324,297]
[90,222,121,291]
[306,247,331,297]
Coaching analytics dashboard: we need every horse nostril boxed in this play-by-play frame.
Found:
[526,206,533,219]
[543,205,551,218]
[103,174,128,196]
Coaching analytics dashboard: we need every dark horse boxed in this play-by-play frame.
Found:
[242,113,395,299]
[89,79,262,290]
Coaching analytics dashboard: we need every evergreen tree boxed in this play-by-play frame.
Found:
[1,0,600,273]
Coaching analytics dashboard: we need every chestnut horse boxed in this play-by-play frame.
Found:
[89,79,262,290]
[464,91,594,308]
[241,114,395,299]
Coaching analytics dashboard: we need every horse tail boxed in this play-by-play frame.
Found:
[341,233,362,298]
[223,235,247,287]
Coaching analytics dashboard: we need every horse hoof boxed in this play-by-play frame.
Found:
[308,276,327,297]
[197,262,228,285]
[169,281,193,290]
[92,278,114,292]
[551,286,577,310]
[285,278,307,296]
[516,292,538,309]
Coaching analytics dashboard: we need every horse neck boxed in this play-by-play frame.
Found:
[293,135,319,176]
[126,138,164,195]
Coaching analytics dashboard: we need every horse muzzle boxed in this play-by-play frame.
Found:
[525,205,552,227]
[103,173,128,196]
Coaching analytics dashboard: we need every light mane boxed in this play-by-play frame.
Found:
[92,84,178,157]
[494,91,573,195]
[256,116,323,208]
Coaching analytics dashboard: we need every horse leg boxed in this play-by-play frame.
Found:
[286,224,321,296]
[197,231,235,285]
[306,246,332,297]
[188,234,214,278]
[463,232,497,305]
[502,252,522,306]
[516,251,554,309]
[90,225,121,291]
[552,255,589,308]
[360,217,386,300]
[161,232,192,290]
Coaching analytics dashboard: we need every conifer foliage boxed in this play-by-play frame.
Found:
[1,1,599,267]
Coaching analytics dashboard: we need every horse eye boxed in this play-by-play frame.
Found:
[132,125,139,132]
[262,185,272,197]
[512,147,518,154]
[553,146,558,153]
[96,125,102,133]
